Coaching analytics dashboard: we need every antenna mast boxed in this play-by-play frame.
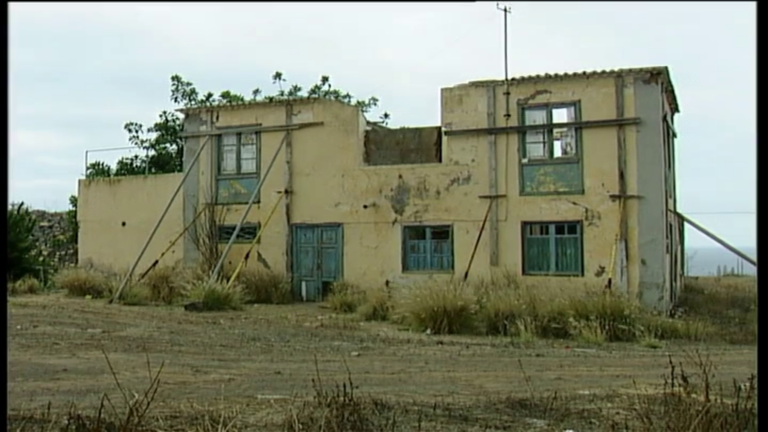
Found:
[496,3,512,120]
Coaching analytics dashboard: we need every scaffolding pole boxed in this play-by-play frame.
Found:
[111,136,211,303]
[209,132,289,282]
[226,192,286,290]
[135,204,208,284]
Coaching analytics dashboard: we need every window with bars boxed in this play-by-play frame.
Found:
[217,132,261,204]
[217,223,260,243]
[522,104,579,161]
[402,225,454,272]
[522,222,583,276]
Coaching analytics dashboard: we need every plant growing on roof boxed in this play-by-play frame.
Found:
[85,72,390,179]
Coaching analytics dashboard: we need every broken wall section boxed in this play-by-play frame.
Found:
[363,124,442,166]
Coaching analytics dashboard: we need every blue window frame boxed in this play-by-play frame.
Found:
[522,221,583,276]
[402,225,453,272]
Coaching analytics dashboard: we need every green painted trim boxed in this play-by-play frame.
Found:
[518,101,584,196]
[521,221,584,276]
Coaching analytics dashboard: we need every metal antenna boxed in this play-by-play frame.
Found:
[496,3,513,119]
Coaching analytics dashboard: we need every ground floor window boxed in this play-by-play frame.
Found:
[402,225,453,272]
[217,223,260,243]
[522,221,583,276]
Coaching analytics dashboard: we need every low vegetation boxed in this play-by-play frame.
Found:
[236,268,293,304]
[53,267,117,299]
[6,349,755,431]
[21,262,757,346]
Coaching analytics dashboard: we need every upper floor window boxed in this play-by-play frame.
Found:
[219,133,260,176]
[522,104,579,161]
[217,132,262,204]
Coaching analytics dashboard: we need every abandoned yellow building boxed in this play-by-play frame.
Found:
[78,66,684,312]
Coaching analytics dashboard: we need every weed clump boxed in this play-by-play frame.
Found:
[142,265,184,304]
[326,281,365,314]
[7,275,43,296]
[398,280,477,335]
[357,286,393,321]
[183,279,243,312]
[237,268,293,304]
[54,267,115,299]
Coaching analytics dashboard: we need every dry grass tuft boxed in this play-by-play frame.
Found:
[237,268,293,304]
[283,357,401,432]
[613,350,757,431]
[357,286,393,322]
[397,280,477,335]
[142,265,185,305]
[54,267,116,299]
[183,279,244,312]
[677,276,756,344]
[325,281,366,314]
[7,275,43,296]
[120,283,153,306]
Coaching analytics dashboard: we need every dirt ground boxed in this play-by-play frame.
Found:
[7,293,757,430]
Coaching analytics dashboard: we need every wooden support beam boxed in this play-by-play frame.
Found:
[443,117,641,137]
[615,76,629,294]
[180,121,323,138]
[284,104,294,277]
[478,194,507,199]
[673,211,757,268]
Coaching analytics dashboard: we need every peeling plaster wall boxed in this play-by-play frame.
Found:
[78,174,185,271]
[442,76,637,291]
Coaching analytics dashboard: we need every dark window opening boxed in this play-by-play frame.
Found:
[218,223,260,243]
[364,124,442,166]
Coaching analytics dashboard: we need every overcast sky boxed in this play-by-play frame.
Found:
[9,2,756,249]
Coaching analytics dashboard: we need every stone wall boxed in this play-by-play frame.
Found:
[30,210,78,269]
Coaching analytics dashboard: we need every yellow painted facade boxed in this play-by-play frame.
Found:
[78,67,681,311]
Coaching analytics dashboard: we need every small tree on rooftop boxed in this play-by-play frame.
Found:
[86,72,390,179]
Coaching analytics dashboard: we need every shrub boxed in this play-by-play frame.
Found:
[143,265,183,304]
[120,283,152,306]
[326,281,365,314]
[183,279,243,312]
[7,202,49,283]
[54,267,115,298]
[397,280,477,335]
[475,278,527,336]
[7,276,43,296]
[237,268,293,304]
[357,286,392,321]
[566,290,641,342]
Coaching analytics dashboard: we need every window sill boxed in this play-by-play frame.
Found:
[519,190,585,197]
[215,201,262,206]
[217,174,259,179]
[522,272,583,277]
[402,270,454,275]
[521,157,580,165]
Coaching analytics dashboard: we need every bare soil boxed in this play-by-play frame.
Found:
[7,293,757,430]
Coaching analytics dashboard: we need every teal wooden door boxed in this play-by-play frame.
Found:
[292,224,343,301]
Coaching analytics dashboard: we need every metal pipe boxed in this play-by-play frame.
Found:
[209,132,289,282]
[111,136,211,303]
[83,146,136,177]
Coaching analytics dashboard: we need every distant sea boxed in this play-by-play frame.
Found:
[685,246,757,276]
